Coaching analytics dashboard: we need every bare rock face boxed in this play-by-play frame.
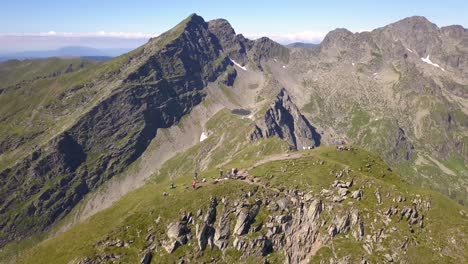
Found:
[351,189,363,200]
[214,202,232,250]
[167,221,190,245]
[233,236,273,257]
[250,88,321,150]
[249,37,290,69]
[207,19,250,65]
[234,203,260,236]
[197,197,217,250]
[307,199,323,221]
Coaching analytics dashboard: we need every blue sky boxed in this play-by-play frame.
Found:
[1,0,467,52]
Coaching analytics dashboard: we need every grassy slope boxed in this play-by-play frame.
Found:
[0,58,97,89]
[0,59,107,170]
[11,111,467,264]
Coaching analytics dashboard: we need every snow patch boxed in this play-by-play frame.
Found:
[282,65,286,69]
[421,55,445,71]
[230,58,247,71]
[406,48,414,53]
[200,131,208,142]
[352,62,355,66]
[274,58,278,62]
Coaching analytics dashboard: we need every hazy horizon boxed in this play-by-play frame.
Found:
[1,0,467,54]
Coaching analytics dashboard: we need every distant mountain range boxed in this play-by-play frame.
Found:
[286,42,318,48]
[0,43,320,62]
[0,46,132,61]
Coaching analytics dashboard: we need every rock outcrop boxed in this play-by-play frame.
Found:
[250,88,321,150]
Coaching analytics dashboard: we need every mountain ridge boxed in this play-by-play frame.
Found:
[0,13,466,263]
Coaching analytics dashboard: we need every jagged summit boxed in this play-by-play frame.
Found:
[388,15,438,30]
[320,28,354,50]
[250,88,320,150]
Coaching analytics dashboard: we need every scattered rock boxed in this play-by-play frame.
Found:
[384,253,394,262]
[307,199,323,221]
[162,240,180,253]
[332,195,345,203]
[234,203,260,235]
[214,206,231,250]
[328,224,338,237]
[197,223,214,251]
[335,212,351,234]
[197,209,203,218]
[338,187,349,197]
[351,189,363,200]
[276,197,290,212]
[140,252,152,264]
[375,190,382,204]
[167,221,189,244]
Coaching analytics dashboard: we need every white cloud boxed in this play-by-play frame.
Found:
[0,33,156,53]
[245,31,326,44]
[1,31,159,39]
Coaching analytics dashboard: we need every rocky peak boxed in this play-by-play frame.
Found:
[207,18,249,64]
[378,16,442,57]
[249,37,290,68]
[441,25,467,39]
[183,13,206,27]
[250,88,320,150]
[388,16,438,32]
[322,28,354,42]
[320,28,354,50]
[126,13,227,84]
[208,18,237,39]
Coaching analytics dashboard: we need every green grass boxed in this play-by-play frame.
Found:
[11,144,468,263]
[0,58,97,89]
[15,166,261,263]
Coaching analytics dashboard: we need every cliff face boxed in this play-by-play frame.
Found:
[250,89,320,150]
[0,14,231,247]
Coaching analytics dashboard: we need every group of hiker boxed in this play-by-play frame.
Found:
[167,167,240,194]
[218,167,238,179]
[163,168,239,196]
[192,168,239,189]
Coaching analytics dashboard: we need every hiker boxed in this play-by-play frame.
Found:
[170,181,174,189]
[219,169,223,178]
[233,168,238,177]
[194,171,198,180]
[226,170,231,179]
[192,180,197,190]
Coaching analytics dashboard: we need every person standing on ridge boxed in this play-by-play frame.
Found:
[192,180,197,190]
